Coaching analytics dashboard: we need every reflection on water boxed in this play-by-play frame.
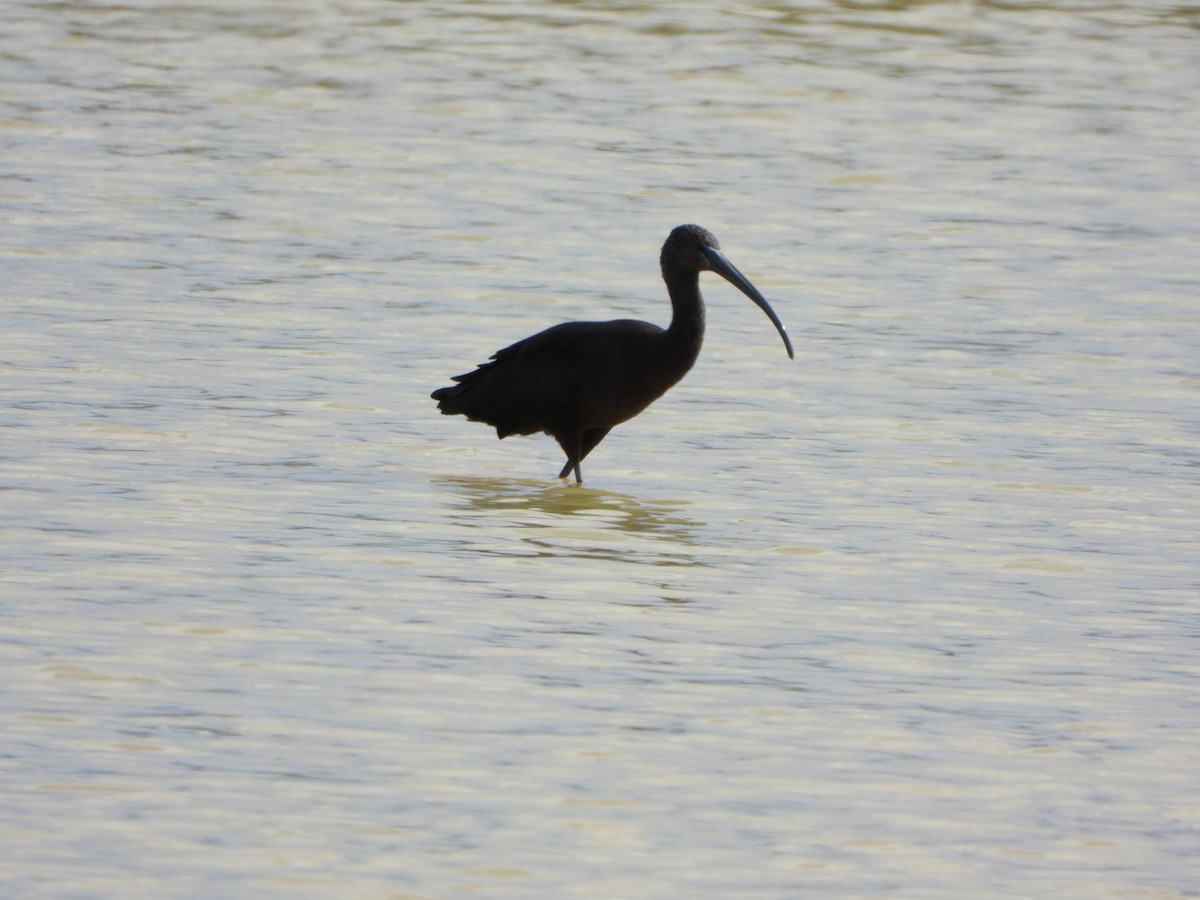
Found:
[435,475,702,565]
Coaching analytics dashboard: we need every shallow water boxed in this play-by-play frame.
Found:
[3,1,1199,897]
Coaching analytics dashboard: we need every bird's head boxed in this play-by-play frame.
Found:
[660,224,794,359]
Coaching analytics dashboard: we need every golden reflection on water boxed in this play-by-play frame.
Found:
[435,475,701,543]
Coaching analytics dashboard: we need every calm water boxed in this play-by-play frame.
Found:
[3,1,1199,897]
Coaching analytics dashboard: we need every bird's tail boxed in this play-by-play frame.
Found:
[432,360,529,439]
[430,381,467,414]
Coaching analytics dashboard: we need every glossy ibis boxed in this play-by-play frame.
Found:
[430,224,793,482]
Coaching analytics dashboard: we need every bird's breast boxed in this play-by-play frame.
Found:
[573,330,698,429]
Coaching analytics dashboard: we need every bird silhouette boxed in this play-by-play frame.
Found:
[431,224,793,482]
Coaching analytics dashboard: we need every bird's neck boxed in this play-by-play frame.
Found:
[663,270,706,361]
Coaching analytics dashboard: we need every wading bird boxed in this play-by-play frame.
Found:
[430,224,793,482]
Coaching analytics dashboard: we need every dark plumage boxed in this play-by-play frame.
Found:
[431,224,793,482]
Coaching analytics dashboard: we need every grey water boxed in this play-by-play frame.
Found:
[3,1,1198,897]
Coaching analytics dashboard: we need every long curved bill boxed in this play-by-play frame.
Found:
[700,246,795,359]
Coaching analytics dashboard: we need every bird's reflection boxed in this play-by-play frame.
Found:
[435,475,701,545]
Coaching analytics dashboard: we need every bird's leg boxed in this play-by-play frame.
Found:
[556,430,583,483]
[556,428,610,483]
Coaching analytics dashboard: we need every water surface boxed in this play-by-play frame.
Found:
[3,1,1198,897]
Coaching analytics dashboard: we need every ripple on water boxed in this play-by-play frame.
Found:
[3,2,1199,897]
